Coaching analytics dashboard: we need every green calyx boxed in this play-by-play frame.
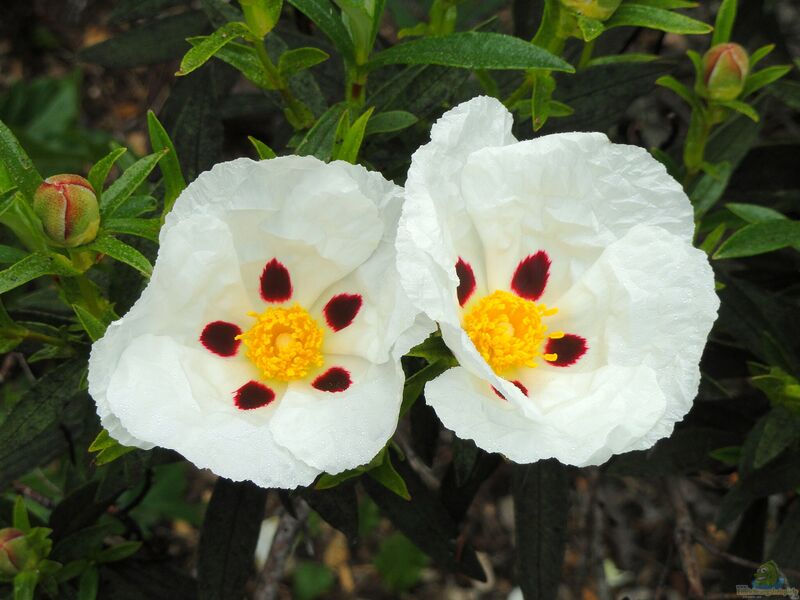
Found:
[33,174,100,248]
[700,42,750,101]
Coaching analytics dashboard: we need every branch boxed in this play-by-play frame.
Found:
[253,500,311,600]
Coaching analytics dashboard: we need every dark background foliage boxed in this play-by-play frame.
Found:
[0,0,799,598]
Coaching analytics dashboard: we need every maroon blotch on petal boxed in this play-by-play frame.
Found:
[234,381,276,410]
[324,294,363,331]
[493,380,528,400]
[455,257,476,306]
[545,334,588,367]
[260,259,292,303]
[511,251,551,301]
[200,321,242,357]
[312,367,352,393]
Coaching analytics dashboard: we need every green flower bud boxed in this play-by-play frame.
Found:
[559,0,622,20]
[701,43,750,101]
[0,528,35,580]
[33,174,100,248]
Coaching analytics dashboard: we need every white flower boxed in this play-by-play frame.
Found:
[89,156,429,489]
[396,97,719,467]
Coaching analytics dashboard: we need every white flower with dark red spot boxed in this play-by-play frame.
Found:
[89,156,428,489]
[397,97,719,467]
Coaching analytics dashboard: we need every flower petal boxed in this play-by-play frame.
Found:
[270,356,404,474]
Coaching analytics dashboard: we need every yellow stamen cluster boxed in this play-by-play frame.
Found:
[462,290,562,374]
[237,305,324,381]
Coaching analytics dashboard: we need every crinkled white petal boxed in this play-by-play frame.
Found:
[90,156,423,487]
[398,97,719,465]
[269,355,405,474]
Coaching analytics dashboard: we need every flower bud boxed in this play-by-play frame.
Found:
[33,174,100,248]
[0,529,34,579]
[701,43,750,101]
[559,0,622,20]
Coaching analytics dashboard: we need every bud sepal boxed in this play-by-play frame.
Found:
[33,175,100,248]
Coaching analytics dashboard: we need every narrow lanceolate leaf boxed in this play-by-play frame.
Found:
[296,103,349,161]
[72,304,109,342]
[248,136,277,159]
[369,32,574,72]
[0,119,42,198]
[605,5,712,34]
[754,407,800,469]
[336,107,374,164]
[626,0,698,8]
[726,203,787,224]
[147,111,186,216]
[176,21,253,76]
[742,65,793,98]
[287,0,356,61]
[690,162,732,218]
[712,0,737,46]
[714,220,800,259]
[0,244,27,264]
[716,100,759,122]
[365,110,418,135]
[0,253,78,295]
[750,44,775,69]
[513,460,570,600]
[101,150,167,218]
[586,53,658,66]
[656,75,701,110]
[278,47,329,79]
[198,478,267,600]
[87,234,154,277]
[103,217,161,242]
[87,147,128,203]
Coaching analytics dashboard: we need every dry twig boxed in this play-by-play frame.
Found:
[667,478,705,598]
[253,500,311,600]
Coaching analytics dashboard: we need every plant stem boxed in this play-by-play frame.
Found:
[578,40,596,69]
[253,42,313,129]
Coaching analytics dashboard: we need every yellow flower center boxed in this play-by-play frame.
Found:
[237,305,324,381]
[462,290,562,374]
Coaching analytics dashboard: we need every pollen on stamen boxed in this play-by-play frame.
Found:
[200,321,242,357]
[234,380,276,410]
[260,259,292,303]
[323,294,363,331]
[455,257,476,306]
[511,251,551,301]
[312,367,351,393]
[545,334,588,367]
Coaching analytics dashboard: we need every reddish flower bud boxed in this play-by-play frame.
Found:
[701,43,750,101]
[0,528,34,579]
[33,174,100,247]
[560,0,622,20]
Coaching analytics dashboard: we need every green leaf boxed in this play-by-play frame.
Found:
[0,253,78,295]
[689,161,732,218]
[278,47,330,79]
[713,220,800,259]
[0,244,28,265]
[296,103,348,161]
[586,53,658,66]
[577,16,604,41]
[716,99,759,122]
[513,460,570,600]
[101,151,167,218]
[79,11,209,68]
[712,0,736,45]
[606,4,712,34]
[531,70,556,131]
[77,567,99,600]
[742,65,793,98]
[13,571,38,600]
[248,136,277,159]
[335,107,374,164]
[72,304,108,342]
[0,119,42,198]
[111,195,158,219]
[86,234,153,277]
[369,32,574,72]
[656,75,701,109]
[292,562,335,600]
[399,361,452,417]
[240,0,283,37]
[96,541,142,564]
[177,21,253,76]
[366,450,410,500]
[102,218,161,242]
[726,203,787,224]
[626,0,698,7]
[374,534,427,592]
[87,147,128,203]
[13,496,31,531]
[287,0,356,61]
[754,407,800,469]
[187,38,274,89]
[197,478,268,599]
[699,223,726,255]
[749,44,775,69]
[147,111,186,217]
[299,484,359,541]
[548,100,574,117]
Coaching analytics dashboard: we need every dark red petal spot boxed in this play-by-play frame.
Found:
[323,294,363,331]
[234,381,275,410]
[260,259,292,303]
[511,251,551,301]
[492,385,505,400]
[492,380,528,401]
[455,257,476,306]
[200,321,242,357]
[312,367,352,393]
[545,334,588,367]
